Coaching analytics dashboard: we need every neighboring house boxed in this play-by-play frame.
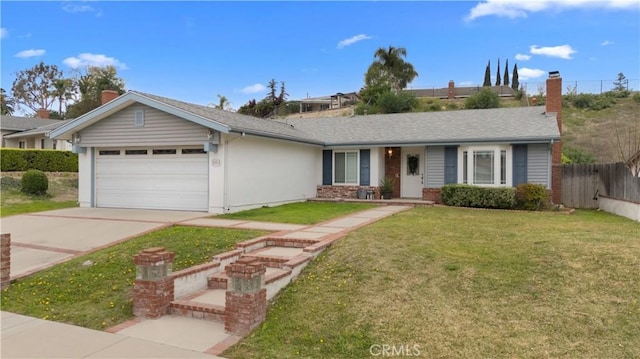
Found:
[299,92,359,113]
[1,114,71,150]
[406,81,516,99]
[50,72,564,213]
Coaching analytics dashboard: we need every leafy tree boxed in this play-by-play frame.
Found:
[613,72,628,92]
[11,61,64,113]
[0,88,15,115]
[465,88,500,109]
[511,64,519,91]
[563,145,595,164]
[237,79,288,118]
[495,58,501,86]
[364,46,418,92]
[503,59,509,86]
[483,60,491,87]
[65,65,125,119]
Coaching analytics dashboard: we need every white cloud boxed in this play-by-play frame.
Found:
[62,2,103,16]
[465,0,638,21]
[601,40,613,46]
[530,44,576,59]
[515,53,531,61]
[518,68,546,81]
[0,28,7,39]
[240,83,266,94]
[15,49,46,58]
[337,34,372,49]
[63,53,128,69]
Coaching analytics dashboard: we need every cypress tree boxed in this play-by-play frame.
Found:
[511,63,519,91]
[495,58,501,86]
[483,60,491,87]
[503,59,509,86]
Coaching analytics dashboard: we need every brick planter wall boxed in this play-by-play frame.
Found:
[316,185,380,199]
[423,188,442,203]
[224,257,267,336]
[1,233,10,289]
[132,247,175,319]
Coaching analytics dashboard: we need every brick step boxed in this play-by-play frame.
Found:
[208,266,292,289]
[169,289,226,322]
[242,246,308,269]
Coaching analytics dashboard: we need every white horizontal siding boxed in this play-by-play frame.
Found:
[426,146,445,187]
[80,105,209,147]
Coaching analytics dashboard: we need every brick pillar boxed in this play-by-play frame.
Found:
[546,71,563,204]
[448,80,455,99]
[1,234,10,290]
[132,247,175,319]
[385,147,401,198]
[224,257,267,336]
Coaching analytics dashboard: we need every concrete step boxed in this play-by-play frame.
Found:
[242,246,308,269]
[169,289,226,322]
[208,266,292,290]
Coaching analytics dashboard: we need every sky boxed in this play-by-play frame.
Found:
[1,0,639,114]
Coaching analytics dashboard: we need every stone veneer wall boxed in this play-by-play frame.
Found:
[316,185,380,199]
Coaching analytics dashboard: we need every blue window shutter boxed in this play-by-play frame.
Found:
[359,149,370,186]
[512,144,528,186]
[444,146,458,184]
[322,150,332,185]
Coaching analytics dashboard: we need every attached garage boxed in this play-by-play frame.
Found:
[95,147,209,211]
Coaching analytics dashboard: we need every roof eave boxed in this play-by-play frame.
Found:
[323,136,561,148]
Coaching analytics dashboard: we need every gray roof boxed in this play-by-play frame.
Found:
[129,92,324,144]
[50,90,560,147]
[4,120,71,138]
[1,115,63,131]
[282,107,560,146]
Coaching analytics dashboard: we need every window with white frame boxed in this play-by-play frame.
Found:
[460,146,511,186]
[334,151,358,184]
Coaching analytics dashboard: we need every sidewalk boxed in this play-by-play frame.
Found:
[1,205,410,358]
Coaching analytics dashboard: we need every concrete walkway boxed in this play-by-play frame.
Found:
[1,205,410,358]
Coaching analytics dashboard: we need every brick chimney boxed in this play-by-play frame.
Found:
[35,108,49,119]
[101,90,119,105]
[448,80,455,99]
[546,71,563,204]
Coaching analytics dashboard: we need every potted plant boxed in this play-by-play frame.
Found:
[380,177,394,199]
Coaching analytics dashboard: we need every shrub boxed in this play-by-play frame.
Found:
[563,145,596,164]
[21,169,49,195]
[441,184,516,209]
[375,91,418,114]
[571,93,595,109]
[0,149,78,172]
[633,92,640,104]
[515,183,549,211]
[465,89,501,109]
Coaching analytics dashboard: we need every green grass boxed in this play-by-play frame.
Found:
[0,199,78,217]
[0,226,268,330]
[217,201,377,224]
[224,207,640,359]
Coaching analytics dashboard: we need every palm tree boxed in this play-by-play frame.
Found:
[214,94,230,111]
[366,46,418,91]
[51,79,76,118]
[1,88,15,115]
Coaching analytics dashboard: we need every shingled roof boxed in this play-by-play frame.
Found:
[0,115,63,132]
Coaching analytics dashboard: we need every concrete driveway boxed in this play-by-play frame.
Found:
[0,208,208,279]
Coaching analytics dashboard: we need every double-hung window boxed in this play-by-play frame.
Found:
[334,151,358,184]
[460,146,511,186]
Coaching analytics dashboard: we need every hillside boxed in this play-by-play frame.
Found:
[285,96,640,164]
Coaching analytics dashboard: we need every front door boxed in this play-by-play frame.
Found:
[401,147,424,198]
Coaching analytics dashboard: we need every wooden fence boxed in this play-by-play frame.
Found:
[562,162,640,208]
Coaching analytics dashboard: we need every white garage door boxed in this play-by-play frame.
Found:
[96,148,208,211]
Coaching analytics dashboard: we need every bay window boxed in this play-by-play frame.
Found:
[460,146,511,186]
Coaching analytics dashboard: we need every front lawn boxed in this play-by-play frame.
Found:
[217,201,377,224]
[225,207,640,359]
[0,174,78,217]
[0,226,268,330]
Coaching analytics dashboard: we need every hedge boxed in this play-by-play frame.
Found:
[1,149,78,172]
[441,184,516,209]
